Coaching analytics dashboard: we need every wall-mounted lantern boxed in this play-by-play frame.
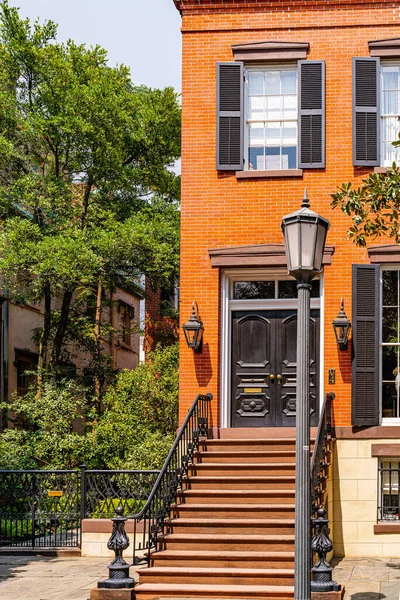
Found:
[332,298,351,350]
[182,301,204,352]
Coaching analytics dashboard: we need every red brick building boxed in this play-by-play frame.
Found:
[174,0,400,557]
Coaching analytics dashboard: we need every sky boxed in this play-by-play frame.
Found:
[8,0,183,92]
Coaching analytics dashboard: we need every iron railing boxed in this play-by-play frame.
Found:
[0,468,160,547]
[128,392,212,565]
[84,469,159,519]
[310,392,334,515]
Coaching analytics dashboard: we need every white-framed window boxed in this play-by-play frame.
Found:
[380,63,400,167]
[245,65,298,171]
[379,459,400,521]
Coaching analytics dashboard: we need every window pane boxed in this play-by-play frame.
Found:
[266,96,281,120]
[281,70,297,94]
[382,345,399,381]
[282,122,297,144]
[382,382,398,418]
[234,281,275,300]
[265,147,281,170]
[311,280,320,298]
[266,122,281,145]
[265,71,280,95]
[249,96,265,120]
[382,67,399,92]
[249,123,265,146]
[283,95,297,119]
[383,91,399,115]
[248,71,264,95]
[383,117,400,143]
[383,270,398,306]
[382,307,398,343]
[278,280,297,298]
[248,147,264,171]
[282,146,297,169]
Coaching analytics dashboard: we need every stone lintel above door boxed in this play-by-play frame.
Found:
[209,243,335,268]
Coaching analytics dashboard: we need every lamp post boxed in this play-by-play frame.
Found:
[281,190,330,600]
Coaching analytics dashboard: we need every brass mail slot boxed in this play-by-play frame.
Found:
[48,490,63,497]
[244,387,262,394]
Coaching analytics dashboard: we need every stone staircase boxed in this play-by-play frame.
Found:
[134,433,298,600]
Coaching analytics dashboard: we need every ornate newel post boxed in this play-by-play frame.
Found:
[97,507,135,591]
[311,507,340,593]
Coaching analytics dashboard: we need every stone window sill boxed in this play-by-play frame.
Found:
[236,169,303,179]
[374,523,400,534]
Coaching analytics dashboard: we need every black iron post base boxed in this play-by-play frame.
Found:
[98,559,134,590]
[311,567,341,593]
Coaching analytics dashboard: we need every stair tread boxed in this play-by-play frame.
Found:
[135,583,294,592]
[141,567,294,575]
[178,490,295,495]
[176,504,295,509]
[167,519,295,525]
[195,451,296,455]
[161,534,295,540]
[188,475,295,479]
[151,551,295,558]
[192,463,295,467]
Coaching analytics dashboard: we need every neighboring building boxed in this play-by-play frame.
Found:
[174,0,400,558]
[0,281,144,428]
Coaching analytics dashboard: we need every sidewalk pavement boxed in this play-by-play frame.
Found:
[0,554,399,600]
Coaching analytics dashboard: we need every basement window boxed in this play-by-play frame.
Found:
[378,460,400,521]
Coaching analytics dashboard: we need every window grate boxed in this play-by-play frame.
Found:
[378,461,400,521]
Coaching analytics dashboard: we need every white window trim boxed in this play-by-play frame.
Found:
[220,268,324,428]
[380,61,400,168]
[380,265,400,424]
[244,63,299,172]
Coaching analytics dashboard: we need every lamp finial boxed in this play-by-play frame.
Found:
[301,188,310,209]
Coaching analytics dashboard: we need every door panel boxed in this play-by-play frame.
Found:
[231,309,320,427]
[232,312,275,427]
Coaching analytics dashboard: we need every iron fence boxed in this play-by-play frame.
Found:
[0,468,159,548]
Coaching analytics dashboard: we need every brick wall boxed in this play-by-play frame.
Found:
[176,0,400,426]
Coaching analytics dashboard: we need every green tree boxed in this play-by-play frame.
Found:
[0,1,181,390]
[0,344,179,469]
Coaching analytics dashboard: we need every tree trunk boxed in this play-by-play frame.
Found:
[37,283,52,392]
[94,276,103,411]
[52,289,74,366]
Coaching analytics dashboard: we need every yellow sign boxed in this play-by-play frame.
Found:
[244,388,262,394]
[48,490,63,497]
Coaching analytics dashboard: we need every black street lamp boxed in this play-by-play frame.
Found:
[281,190,330,600]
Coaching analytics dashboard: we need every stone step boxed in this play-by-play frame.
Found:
[165,518,295,535]
[134,582,294,600]
[159,533,295,552]
[138,566,294,586]
[186,476,295,490]
[174,503,295,519]
[199,439,297,453]
[189,463,295,477]
[177,489,295,504]
[150,550,295,569]
[195,450,296,464]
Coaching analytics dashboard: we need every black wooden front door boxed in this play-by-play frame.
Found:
[231,310,319,427]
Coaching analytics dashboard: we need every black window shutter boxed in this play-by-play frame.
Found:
[216,62,244,171]
[298,60,325,169]
[353,57,380,166]
[352,264,380,426]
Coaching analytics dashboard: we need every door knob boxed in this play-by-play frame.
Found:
[277,374,282,384]
[269,374,275,381]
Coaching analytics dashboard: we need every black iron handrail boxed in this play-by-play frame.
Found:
[310,392,334,515]
[128,392,213,565]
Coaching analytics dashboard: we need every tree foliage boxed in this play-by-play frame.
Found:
[0,1,181,385]
[0,344,179,470]
[332,156,400,246]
